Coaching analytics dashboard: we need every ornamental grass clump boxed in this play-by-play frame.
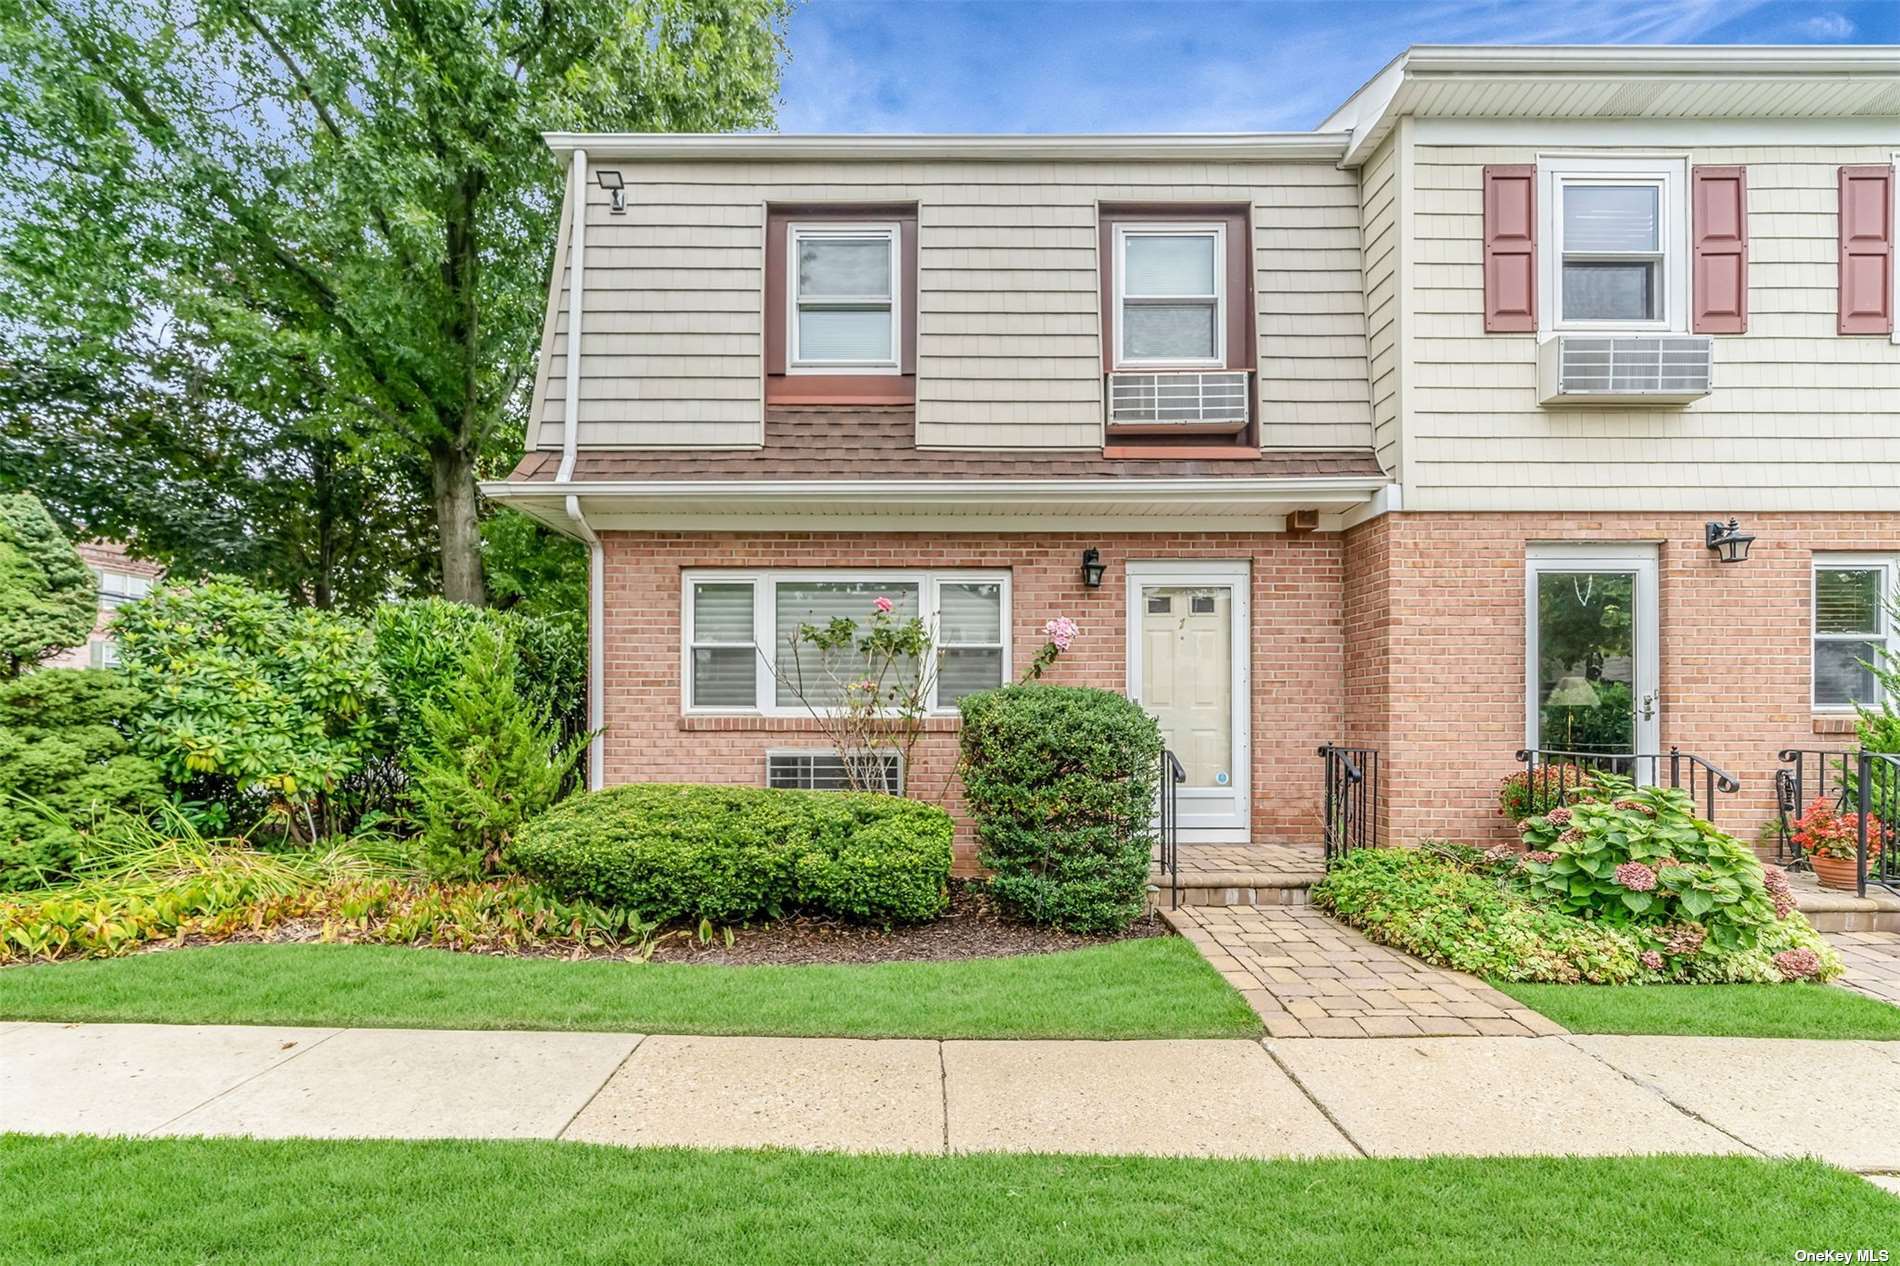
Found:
[1515,772,1842,983]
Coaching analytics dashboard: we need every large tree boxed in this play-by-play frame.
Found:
[0,0,787,604]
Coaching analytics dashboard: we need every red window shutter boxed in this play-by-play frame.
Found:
[1692,166,1748,334]
[1839,164,1894,335]
[1482,165,1536,333]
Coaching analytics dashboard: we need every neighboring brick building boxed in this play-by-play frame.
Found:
[42,542,163,671]
[487,46,1900,870]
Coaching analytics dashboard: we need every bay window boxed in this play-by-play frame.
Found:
[1814,556,1898,710]
[683,570,1011,714]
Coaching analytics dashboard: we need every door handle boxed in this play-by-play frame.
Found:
[1641,694,1656,722]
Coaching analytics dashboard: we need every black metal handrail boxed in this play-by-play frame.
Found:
[1514,747,1739,820]
[1159,749,1185,910]
[1319,744,1378,864]
[1774,748,1859,868]
[1852,751,1900,897]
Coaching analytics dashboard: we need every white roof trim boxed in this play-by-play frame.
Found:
[542,132,1351,163]
[482,475,1386,503]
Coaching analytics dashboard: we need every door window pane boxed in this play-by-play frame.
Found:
[1563,185,1659,252]
[1561,262,1658,321]
[1534,570,1636,755]
[775,581,920,707]
[1125,234,1216,295]
[1123,303,1217,360]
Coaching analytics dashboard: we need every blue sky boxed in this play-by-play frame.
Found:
[775,0,1900,133]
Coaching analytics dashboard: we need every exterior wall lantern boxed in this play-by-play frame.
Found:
[1080,548,1107,589]
[1704,518,1755,564]
[596,168,626,214]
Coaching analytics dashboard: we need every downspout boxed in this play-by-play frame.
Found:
[558,149,605,790]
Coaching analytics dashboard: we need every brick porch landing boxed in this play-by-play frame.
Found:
[1152,842,1326,907]
[1163,904,1563,1040]
[1827,929,1900,1006]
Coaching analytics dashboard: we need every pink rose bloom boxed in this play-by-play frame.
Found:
[872,596,894,614]
[1043,616,1080,651]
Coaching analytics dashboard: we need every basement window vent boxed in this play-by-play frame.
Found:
[1106,370,1251,435]
[1537,335,1713,405]
[766,750,903,795]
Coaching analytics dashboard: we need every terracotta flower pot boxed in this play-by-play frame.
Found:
[1808,852,1864,891]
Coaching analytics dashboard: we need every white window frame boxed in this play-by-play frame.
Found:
[1538,155,1688,335]
[681,569,1012,716]
[1113,222,1226,369]
[786,222,901,374]
[1812,553,1899,713]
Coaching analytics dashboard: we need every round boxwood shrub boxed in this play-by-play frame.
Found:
[957,684,1162,933]
[505,783,951,924]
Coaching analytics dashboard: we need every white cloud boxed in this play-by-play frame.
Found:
[1798,12,1857,39]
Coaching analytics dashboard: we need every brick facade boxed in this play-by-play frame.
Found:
[595,512,1900,869]
[1344,511,1900,849]
[598,529,1346,872]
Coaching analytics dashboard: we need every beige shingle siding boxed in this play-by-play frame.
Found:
[1404,143,1900,511]
[1359,134,1401,475]
[533,158,1373,453]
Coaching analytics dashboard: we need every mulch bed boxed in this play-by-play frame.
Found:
[643,880,1168,966]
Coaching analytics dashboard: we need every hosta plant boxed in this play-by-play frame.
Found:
[1517,773,1778,952]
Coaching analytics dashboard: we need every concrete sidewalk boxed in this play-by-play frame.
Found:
[6,1022,1900,1173]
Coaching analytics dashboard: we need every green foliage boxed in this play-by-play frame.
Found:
[0,806,649,963]
[1,0,789,602]
[114,577,385,810]
[773,593,936,794]
[480,511,586,628]
[409,627,586,880]
[1316,846,1646,984]
[0,492,94,678]
[0,669,166,886]
[957,685,1162,933]
[371,597,585,770]
[1495,763,1586,822]
[507,784,953,925]
[1517,775,1778,952]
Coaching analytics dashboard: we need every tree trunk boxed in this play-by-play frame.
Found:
[432,444,486,606]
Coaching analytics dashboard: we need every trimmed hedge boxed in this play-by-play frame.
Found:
[958,685,1161,933]
[505,784,951,924]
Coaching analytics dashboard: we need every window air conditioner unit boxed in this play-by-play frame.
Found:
[765,750,903,795]
[1537,335,1713,405]
[1106,370,1251,435]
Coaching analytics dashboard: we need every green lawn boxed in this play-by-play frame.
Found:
[0,938,1259,1040]
[1496,981,1900,1040]
[3,1136,1893,1265]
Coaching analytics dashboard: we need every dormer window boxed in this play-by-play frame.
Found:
[788,224,900,373]
[1114,224,1225,367]
[1540,156,1687,333]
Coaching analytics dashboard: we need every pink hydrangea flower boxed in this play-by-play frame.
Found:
[872,596,894,614]
[1662,923,1707,957]
[1558,827,1584,845]
[1545,806,1574,826]
[1773,948,1822,981]
[1639,950,1664,972]
[1761,865,1796,920]
[1614,861,1657,892]
[1042,616,1080,651]
[1521,850,1558,865]
[1655,856,1681,868]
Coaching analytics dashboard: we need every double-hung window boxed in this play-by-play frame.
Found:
[787,223,900,372]
[1542,157,1686,331]
[683,570,1011,714]
[1114,224,1225,366]
[1814,556,1898,711]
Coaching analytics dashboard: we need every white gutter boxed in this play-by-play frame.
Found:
[555,150,602,789]
[543,132,1351,163]
[483,475,1387,505]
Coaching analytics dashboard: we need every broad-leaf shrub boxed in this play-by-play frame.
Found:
[1316,846,1645,984]
[410,627,587,879]
[1496,764,1587,822]
[115,577,385,809]
[0,670,167,886]
[958,685,1161,933]
[506,784,952,924]
[1517,775,1778,952]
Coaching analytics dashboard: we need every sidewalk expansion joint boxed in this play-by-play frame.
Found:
[1557,1035,1766,1158]
[141,1026,346,1138]
[555,1033,647,1141]
[1259,1038,1368,1159]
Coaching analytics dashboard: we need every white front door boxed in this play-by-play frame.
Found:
[1127,562,1251,839]
[1525,544,1661,764]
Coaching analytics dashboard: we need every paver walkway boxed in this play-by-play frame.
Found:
[6,1021,1900,1172]
[1828,929,1900,1006]
[1166,904,1562,1039]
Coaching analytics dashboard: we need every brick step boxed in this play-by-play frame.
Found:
[1794,881,1900,933]
[1148,869,1322,909]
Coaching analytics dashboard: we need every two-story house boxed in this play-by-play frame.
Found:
[484,45,1900,871]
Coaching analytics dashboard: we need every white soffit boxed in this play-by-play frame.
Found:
[1326,45,1900,166]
